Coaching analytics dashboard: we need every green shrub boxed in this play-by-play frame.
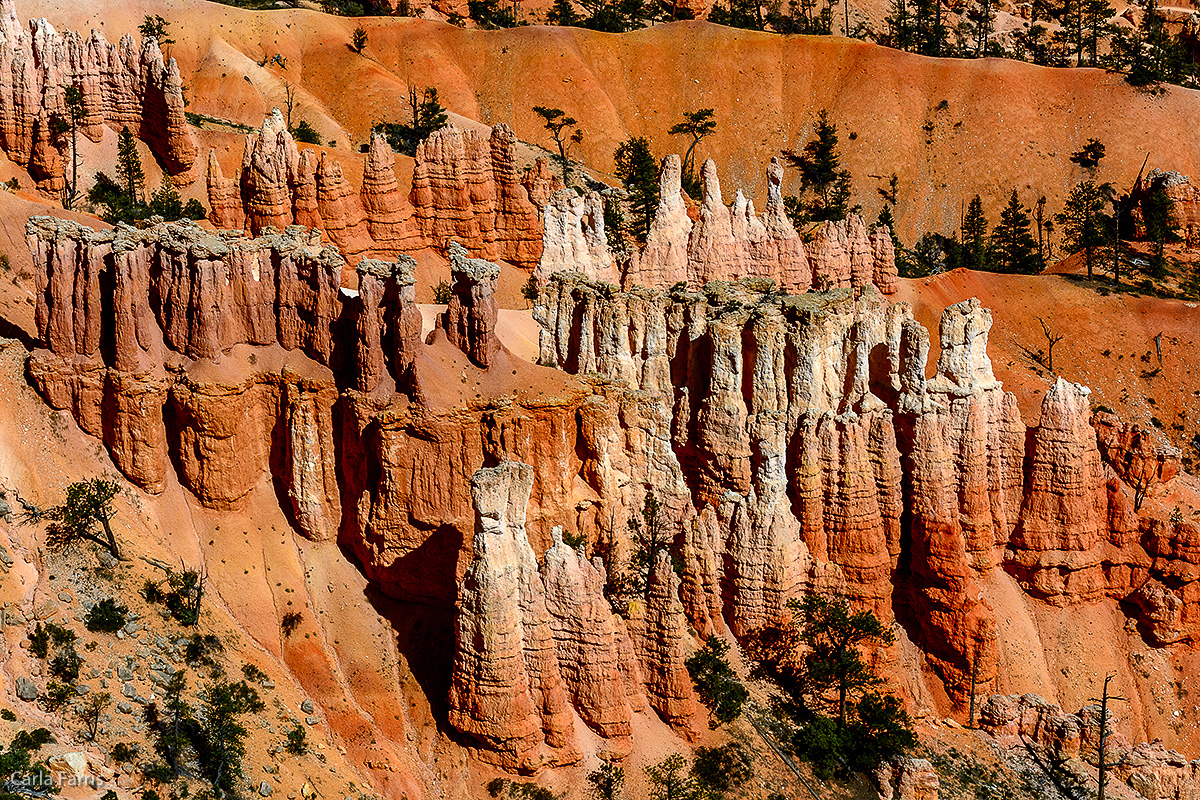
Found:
[281,612,302,639]
[433,280,452,304]
[183,198,207,220]
[28,622,75,659]
[85,598,129,633]
[691,742,753,797]
[49,646,82,682]
[284,723,307,756]
[290,121,322,145]
[111,742,140,763]
[241,663,269,684]
[43,681,75,710]
[183,633,224,667]
[685,636,748,727]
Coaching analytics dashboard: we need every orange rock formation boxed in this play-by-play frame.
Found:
[22,215,1200,772]
[0,0,197,192]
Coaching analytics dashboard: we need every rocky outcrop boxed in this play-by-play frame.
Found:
[632,551,703,740]
[534,276,1196,702]
[441,242,501,368]
[521,156,562,211]
[409,123,543,268]
[633,154,692,288]
[877,758,940,800]
[535,188,617,285]
[981,694,1200,800]
[26,215,419,521]
[687,158,746,287]
[241,109,300,236]
[0,0,198,191]
[206,149,245,231]
[316,150,372,263]
[1005,378,1108,604]
[1131,168,1200,247]
[1093,411,1182,502]
[209,118,546,268]
[447,462,577,773]
[360,131,420,257]
[541,528,638,755]
[617,156,893,296]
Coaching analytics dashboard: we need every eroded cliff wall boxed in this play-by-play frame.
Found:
[23,215,1199,774]
[211,119,553,268]
[0,0,197,192]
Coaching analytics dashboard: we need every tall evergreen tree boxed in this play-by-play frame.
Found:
[374,86,448,157]
[969,0,996,56]
[962,194,990,270]
[546,0,582,24]
[196,677,264,795]
[154,671,193,777]
[116,127,145,205]
[1056,179,1113,280]
[884,0,912,49]
[613,137,659,245]
[990,190,1042,273]
[59,86,85,210]
[1106,0,1196,90]
[1081,0,1114,63]
[784,110,854,222]
[1142,182,1179,278]
[749,593,916,779]
[910,0,948,54]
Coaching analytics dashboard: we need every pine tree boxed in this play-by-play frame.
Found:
[62,86,85,210]
[1142,182,1178,278]
[1106,0,1195,90]
[645,754,695,800]
[884,0,913,48]
[196,678,264,794]
[587,761,625,800]
[374,87,448,157]
[613,137,659,245]
[40,478,122,560]
[668,108,716,199]
[138,15,175,53]
[749,593,916,779]
[546,0,582,24]
[910,0,948,54]
[156,671,192,777]
[1070,138,1106,177]
[116,127,145,205]
[149,177,183,220]
[1056,179,1113,280]
[884,0,912,49]
[1081,0,1114,63]
[533,106,583,186]
[962,195,990,270]
[784,109,854,222]
[968,0,996,55]
[990,190,1042,273]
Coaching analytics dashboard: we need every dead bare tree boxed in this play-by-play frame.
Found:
[284,83,297,129]
[1090,674,1127,800]
[1154,331,1163,366]
[1038,316,1064,373]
